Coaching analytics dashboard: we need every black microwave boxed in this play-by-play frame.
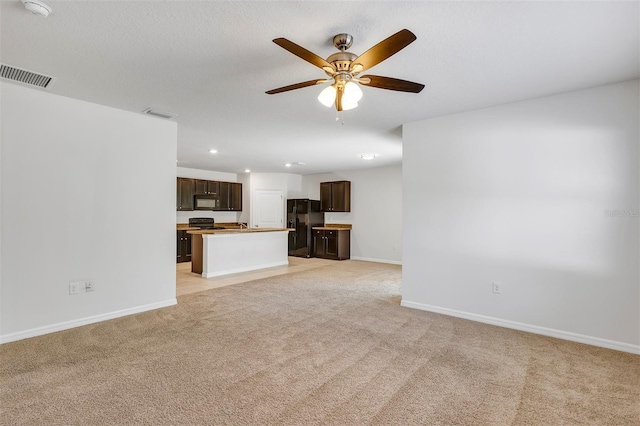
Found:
[194,194,220,210]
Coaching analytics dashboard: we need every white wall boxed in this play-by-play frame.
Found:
[1,83,177,342]
[285,173,305,199]
[237,173,251,224]
[175,166,240,224]
[303,165,403,264]
[245,173,303,227]
[176,166,237,182]
[402,80,639,353]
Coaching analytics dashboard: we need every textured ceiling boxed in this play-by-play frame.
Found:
[1,1,638,174]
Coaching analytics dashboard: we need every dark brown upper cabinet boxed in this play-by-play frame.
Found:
[230,182,242,211]
[219,182,243,211]
[194,179,219,195]
[177,178,241,211]
[320,181,351,212]
[176,178,195,211]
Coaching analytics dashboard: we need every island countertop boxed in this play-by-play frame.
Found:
[189,227,292,277]
[176,224,200,231]
[187,228,294,235]
[311,224,352,231]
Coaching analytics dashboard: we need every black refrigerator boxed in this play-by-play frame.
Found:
[287,199,324,257]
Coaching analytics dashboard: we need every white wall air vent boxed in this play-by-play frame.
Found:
[0,64,56,89]
[142,108,178,120]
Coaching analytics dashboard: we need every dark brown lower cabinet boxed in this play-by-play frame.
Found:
[177,230,192,263]
[313,229,350,260]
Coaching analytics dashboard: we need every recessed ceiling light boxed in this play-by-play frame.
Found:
[360,153,377,160]
[244,169,251,173]
[209,149,218,154]
[284,163,292,167]
[21,0,52,17]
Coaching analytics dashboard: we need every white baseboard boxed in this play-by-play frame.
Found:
[400,300,640,355]
[203,260,289,278]
[0,299,177,344]
[351,256,402,265]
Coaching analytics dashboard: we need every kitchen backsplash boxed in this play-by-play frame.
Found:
[176,210,241,224]
[178,211,351,225]
[324,212,353,225]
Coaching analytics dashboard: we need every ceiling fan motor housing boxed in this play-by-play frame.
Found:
[326,51,357,72]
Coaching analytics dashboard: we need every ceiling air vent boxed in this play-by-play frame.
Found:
[142,108,177,120]
[0,63,56,89]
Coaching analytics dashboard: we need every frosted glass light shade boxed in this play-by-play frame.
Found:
[343,82,363,103]
[318,85,336,107]
[317,82,363,110]
[340,82,363,110]
[341,99,358,111]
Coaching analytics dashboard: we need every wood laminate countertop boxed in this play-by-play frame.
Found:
[312,224,352,231]
[187,228,294,235]
[177,222,247,231]
[177,224,200,231]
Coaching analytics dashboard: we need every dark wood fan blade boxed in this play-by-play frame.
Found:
[359,75,424,93]
[266,79,327,95]
[351,29,416,72]
[273,38,335,71]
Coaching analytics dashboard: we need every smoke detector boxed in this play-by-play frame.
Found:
[21,0,52,17]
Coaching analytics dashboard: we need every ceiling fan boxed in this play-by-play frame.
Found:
[266,29,425,111]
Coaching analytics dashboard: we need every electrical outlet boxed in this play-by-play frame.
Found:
[69,281,81,295]
[85,281,94,292]
[492,282,502,294]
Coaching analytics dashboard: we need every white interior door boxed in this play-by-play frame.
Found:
[254,189,284,228]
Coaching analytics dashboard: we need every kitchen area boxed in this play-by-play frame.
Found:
[176,175,353,284]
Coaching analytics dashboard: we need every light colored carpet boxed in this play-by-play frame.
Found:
[1,261,638,425]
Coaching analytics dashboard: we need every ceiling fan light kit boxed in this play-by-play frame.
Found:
[266,29,425,112]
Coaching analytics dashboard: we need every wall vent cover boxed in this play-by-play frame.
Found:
[0,63,56,89]
[142,108,178,120]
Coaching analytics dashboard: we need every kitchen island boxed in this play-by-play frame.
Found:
[187,228,293,278]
